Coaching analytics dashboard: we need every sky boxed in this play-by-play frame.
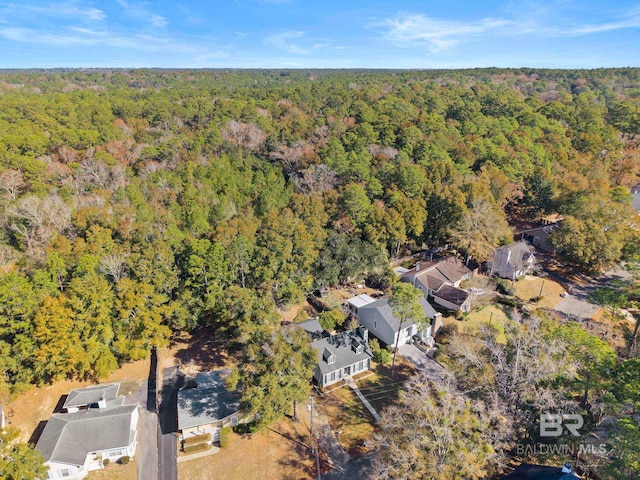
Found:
[0,0,639,69]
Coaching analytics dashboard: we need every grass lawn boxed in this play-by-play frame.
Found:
[446,305,510,343]
[178,417,316,480]
[318,384,374,456]
[513,275,565,309]
[87,460,136,480]
[316,358,417,456]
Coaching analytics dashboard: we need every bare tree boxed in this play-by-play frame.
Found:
[0,170,25,200]
[99,253,129,283]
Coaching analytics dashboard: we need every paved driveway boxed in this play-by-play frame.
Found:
[398,344,447,378]
[157,366,183,480]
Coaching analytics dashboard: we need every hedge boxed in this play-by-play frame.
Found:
[183,433,212,447]
[183,443,211,455]
[220,427,232,448]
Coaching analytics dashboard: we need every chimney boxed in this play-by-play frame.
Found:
[415,261,420,272]
[358,325,368,342]
[97,397,106,409]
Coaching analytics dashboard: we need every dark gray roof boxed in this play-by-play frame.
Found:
[63,383,123,410]
[177,370,241,430]
[36,404,137,466]
[359,297,437,331]
[311,330,373,375]
[501,463,580,479]
[435,284,469,306]
[285,318,329,342]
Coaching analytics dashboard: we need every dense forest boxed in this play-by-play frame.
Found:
[0,68,639,479]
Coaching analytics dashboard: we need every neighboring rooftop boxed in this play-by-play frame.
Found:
[310,329,372,375]
[347,294,376,310]
[177,370,241,431]
[434,284,470,307]
[502,463,580,479]
[358,297,438,332]
[36,404,137,466]
[402,256,471,285]
[632,184,640,212]
[63,383,123,410]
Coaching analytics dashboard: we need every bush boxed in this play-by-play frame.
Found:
[529,296,543,303]
[375,348,392,364]
[220,427,232,448]
[439,323,458,336]
[496,296,519,307]
[495,279,515,295]
[293,309,307,323]
[102,459,110,467]
[183,443,211,455]
[119,456,130,465]
[183,433,212,447]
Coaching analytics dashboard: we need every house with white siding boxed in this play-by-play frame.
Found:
[36,384,138,480]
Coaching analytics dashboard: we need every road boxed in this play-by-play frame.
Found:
[135,350,158,480]
[157,366,183,480]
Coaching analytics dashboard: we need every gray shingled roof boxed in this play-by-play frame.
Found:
[177,370,241,430]
[359,297,437,331]
[311,330,373,375]
[36,404,137,466]
[403,256,471,285]
[63,383,123,410]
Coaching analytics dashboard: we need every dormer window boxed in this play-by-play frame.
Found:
[323,347,336,365]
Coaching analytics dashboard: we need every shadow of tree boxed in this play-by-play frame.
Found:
[174,327,228,370]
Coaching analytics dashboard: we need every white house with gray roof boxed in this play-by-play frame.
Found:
[36,384,138,480]
[63,383,122,412]
[357,297,440,347]
[178,370,243,443]
[310,327,373,389]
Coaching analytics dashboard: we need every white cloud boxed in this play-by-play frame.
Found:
[265,31,311,55]
[0,25,212,54]
[377,7,640,53]
[115,0,167,28]
[2,2,106,22]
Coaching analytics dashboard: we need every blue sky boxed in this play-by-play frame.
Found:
[0,0,639,68]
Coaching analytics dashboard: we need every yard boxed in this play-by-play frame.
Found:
[513,275,566,309]
[315,359,417,457]
[87,460,136,480]
[445,305,510,343]
[178,416,317,480]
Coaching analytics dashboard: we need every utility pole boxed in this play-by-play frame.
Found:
[308,397,321,480]
[391,315,402,378]
[537,280,545,305]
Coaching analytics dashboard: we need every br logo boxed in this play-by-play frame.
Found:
[540,414,584,437]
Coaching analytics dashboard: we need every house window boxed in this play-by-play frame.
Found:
[330,371,336,381]
[108,449,124,457]
[374,320,376,329]
[324,375,328,385]
[60,469,71,478]
[338,369,343,379]
[358,361,364,371]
